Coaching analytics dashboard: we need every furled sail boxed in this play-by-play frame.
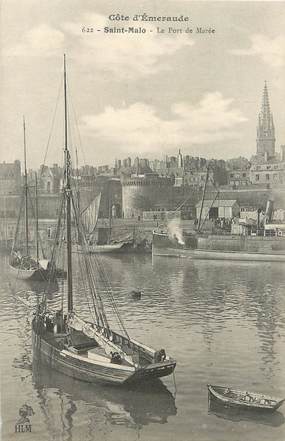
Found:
[81,193,101,235]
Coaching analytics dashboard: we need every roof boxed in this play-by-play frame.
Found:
[196,199,238,208]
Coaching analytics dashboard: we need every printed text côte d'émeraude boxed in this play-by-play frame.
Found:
[108,14,190,22]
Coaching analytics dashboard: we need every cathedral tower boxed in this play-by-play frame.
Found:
[177,149,183,168]
[256,82,275,160]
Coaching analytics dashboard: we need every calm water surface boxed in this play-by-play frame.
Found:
[1,253,285,441]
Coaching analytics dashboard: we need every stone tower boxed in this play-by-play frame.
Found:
[256,81,275,160]
[177,149,183,168]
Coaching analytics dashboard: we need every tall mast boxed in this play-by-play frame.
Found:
[64,54,73,312]
[35,172,39,263]
[197,165,209,233]
[23,116,29,255]
[108,182,112,244]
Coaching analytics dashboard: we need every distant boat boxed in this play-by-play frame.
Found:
[85,242,127,253]
[32,55,176,386]
[9,119,51,281]
[153,166,285,262]
[207,385,285,412]
[79,192,129,253]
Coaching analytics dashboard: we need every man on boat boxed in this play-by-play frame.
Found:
[244,392,254,402]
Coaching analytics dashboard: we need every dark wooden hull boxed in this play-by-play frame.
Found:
[32,357,177,426]
[208,385,285,412]
[32,318,176,385]
[153,232,285,262]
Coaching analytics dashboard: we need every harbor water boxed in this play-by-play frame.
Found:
[1,252,285,441]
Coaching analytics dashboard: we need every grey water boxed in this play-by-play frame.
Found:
[1,252,285,441]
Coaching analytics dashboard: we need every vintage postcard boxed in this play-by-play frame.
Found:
[1,1,285,440]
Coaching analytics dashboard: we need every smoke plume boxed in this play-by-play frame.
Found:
[168,219,185,245]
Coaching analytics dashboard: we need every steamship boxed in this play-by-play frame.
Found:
[153,194,285,263]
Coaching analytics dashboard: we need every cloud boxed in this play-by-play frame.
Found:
[62,13,194,79]
[80,92,247,155]
[231,34,285,68]
[5,24,65,57]
[4,13,194,78]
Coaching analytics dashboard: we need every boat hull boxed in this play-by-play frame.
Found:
[9,264,49,281]
[153,246,285,262]
[74,243,126,254]
[32,318,176,385]
[87,243,126,254]
[152,232,285,262]
[208,385,285,412]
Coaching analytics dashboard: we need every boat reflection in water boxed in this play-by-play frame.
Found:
[208,400,285,428]
[32,357,177,431]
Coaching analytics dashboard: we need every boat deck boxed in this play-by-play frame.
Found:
[39,326,135,367]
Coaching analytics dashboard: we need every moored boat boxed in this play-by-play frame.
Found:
[32,55,176,386]
[9,257,50,281]
[152,162,285,262]
[207,385,285,412]
[84,242,127,253]
[9,120,52,281]
[152,230,285,262]
[79,193,130,254]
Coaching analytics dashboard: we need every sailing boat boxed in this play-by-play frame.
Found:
[32,55,176,385]
[9,119,51,280]
[81,184,132,254]
[80,190,129,254]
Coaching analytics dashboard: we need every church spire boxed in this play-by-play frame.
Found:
[177,148,183,168]
[260,81,271,130]
[256,81,275,160]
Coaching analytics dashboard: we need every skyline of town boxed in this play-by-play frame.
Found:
[3,80,284,175]
[1,78,285,171]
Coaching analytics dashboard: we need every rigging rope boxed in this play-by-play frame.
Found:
[41,78,63,172]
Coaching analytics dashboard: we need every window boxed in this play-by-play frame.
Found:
[255,174,259,181]
[266,174,270,181]
[242,173,246,178]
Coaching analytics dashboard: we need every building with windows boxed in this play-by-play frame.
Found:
[196,199,240,220]
[249,83,285,187]
[250,162,285,186]
[0,160,21,195]
[228,170,251,187]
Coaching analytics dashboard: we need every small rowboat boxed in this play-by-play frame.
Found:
[207,385,285,412]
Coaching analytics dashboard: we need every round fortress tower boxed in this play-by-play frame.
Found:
[121,173,174,218]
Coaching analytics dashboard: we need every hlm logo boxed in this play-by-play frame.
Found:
[15,404,35,433]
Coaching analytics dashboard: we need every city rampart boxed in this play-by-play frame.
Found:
[121,175,174,218]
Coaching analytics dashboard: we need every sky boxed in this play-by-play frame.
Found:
[1,0,285,168]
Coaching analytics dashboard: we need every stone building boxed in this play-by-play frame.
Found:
[250,162,285,186]
[121,173,174,218]
[228,170,251,187]
[39,164,61,194]
[0,160,21,195]
[80,176,122,219]
[249,82,285,186]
